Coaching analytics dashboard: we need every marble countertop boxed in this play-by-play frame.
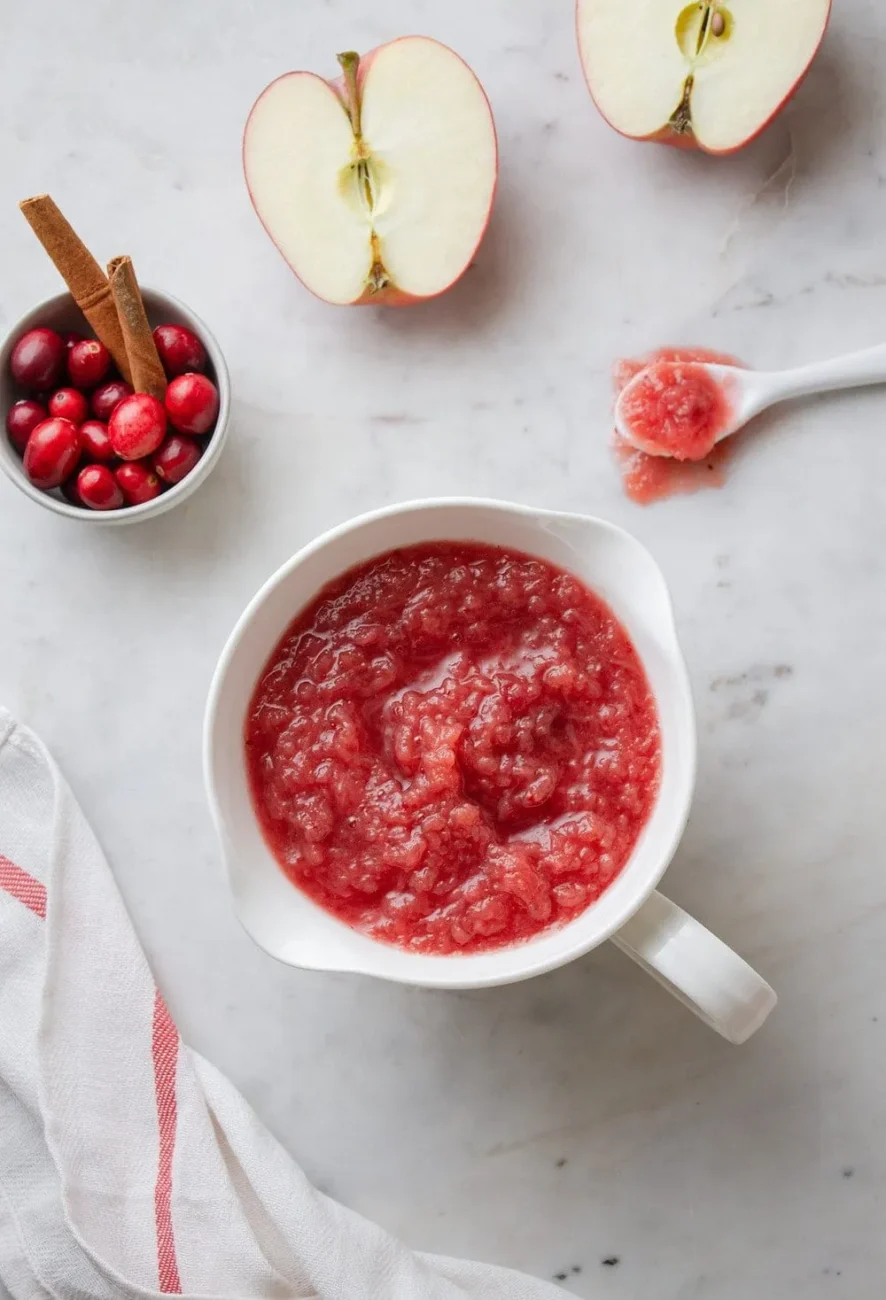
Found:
[2,2,885,1295]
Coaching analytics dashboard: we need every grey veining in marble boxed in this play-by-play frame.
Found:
[1,1,885,1295]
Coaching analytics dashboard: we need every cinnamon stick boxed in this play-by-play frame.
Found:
[107,256,166,400]
[19,194,132,383]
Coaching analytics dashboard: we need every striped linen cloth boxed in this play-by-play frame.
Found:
[0,709,562,1299]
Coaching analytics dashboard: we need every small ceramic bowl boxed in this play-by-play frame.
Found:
[205,498,777,1043]
[0,288,230,525]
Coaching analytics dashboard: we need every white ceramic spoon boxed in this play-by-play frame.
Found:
[615,342,886,458]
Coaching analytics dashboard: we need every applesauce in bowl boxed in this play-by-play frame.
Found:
[207,499,775,1043]
[245,540,660,955]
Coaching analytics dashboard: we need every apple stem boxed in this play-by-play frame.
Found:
[337,51,363,141]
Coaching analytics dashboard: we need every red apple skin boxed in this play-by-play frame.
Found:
[243,37,498,306]
[575,0,831,156]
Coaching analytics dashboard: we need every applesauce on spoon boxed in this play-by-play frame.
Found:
[245,541,660,955]
[615,358,739,460]
[612,347,744,504]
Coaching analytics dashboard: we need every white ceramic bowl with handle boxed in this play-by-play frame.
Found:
[205,498,776,1043]
[0,288,230,525]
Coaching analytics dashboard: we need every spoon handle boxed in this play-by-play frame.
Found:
[764,342,886,404]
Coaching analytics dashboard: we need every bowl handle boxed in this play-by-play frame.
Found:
[610,891,776,1044]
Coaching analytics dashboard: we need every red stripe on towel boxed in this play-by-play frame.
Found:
[0,854,46,918]
[1,854,183,1289]
[152,990,182,1293]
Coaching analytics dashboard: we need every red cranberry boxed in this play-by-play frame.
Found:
[164,372,218,435]
[10,328,66,392]
[60,475,85,506]
[6,399,47,454]
[22,418,81,489]
[77,464,124,511]
[115,460,163,505]
[91,379,133,422]
[153,323,207,377]
[61,330,84,352]
[152,434,201,485]
[48,387,89,425]
[67,339,110,390]
[79,419,115,463]
[109,393,166,460]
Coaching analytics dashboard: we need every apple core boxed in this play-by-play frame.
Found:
[674,5,733,64]
[336,51,392,293]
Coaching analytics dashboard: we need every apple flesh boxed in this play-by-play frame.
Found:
[577,0,831,154]
[243,36,498,305]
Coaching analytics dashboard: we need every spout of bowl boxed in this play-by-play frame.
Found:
[533,507,682,651]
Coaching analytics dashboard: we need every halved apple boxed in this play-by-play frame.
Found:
[243,36,498,305]
[577,0,831,154]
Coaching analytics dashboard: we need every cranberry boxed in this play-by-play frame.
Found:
[79,419,115,463]
[164,372,218,435]
[60,475,84,507]
[115,460,163,505]
[109,393,166,460]
[10,328,66,392]
[48,387,89,425]
[91,379,133,422]
[152,434,201,485]
[77,464,124,511]
[153,323,207,377]
[22,418,81,489]
[67,339,110,390]
[6,399,47,454]
[61,330,84,352]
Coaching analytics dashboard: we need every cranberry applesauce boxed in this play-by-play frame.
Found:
[245,541,661,954]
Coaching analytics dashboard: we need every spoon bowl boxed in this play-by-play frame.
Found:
[614,360,746,458]
[615,341,886,460]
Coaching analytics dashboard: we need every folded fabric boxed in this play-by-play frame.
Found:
[0,709,563,1299]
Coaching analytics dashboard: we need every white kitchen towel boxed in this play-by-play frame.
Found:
[0,709,564,1300]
